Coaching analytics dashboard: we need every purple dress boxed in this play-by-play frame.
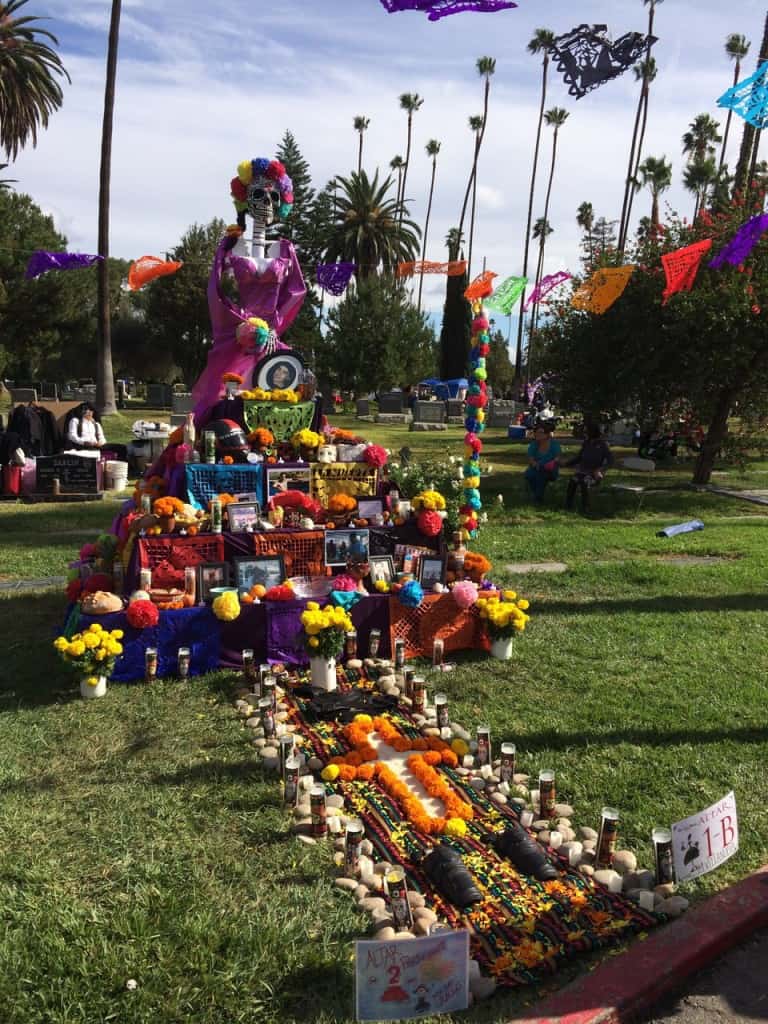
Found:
[192,236,306,419]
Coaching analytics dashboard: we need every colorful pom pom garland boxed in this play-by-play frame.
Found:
[460,299,489,541]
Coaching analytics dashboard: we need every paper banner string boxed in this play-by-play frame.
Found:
[661,240,712,304]
[709,214,768,269]
[24,251,103,280]
[571,266,635,314]
[717,61,768,130]
[380,0,516,20]
[128,255,184,291]
[396,260,467,278]
[464,270,497,300]
[316,262,356,296]
[485,275,527,315]
[550,24,654,100]
[523,271,572,312]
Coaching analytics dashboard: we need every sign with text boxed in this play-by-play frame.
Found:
[311,463,378,506]
[35,454,100,494]
[672,791,739,883]
[355,931,468,1022]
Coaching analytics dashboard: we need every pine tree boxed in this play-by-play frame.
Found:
[438,228,471,380]
[275,130,317,267]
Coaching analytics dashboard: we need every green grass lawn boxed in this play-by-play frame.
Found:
[0,416,766,1022]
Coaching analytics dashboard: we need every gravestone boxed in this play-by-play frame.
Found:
[147,383,172,407]
[410,400,446,432]
[355,399,371,418]
[376,391,410,424]
[36,454,100,494]
[38,381,58,400]
[9,388,37,404]
[446,399,464,424]
[487,400,516,428]
[171,392,194,415]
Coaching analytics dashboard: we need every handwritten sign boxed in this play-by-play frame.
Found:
[311,463,378,506]
[35,454,100,494]
[355,931,468,1022]
[672,791,739,883]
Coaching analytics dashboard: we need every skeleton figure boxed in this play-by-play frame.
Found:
[233,175,282,263]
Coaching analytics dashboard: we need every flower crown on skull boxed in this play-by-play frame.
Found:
[230,158,294,230]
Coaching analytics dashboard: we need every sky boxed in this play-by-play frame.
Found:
[8,0,768,334]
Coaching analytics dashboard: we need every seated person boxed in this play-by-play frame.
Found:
[524,424,561,503]
[564,425,613,511]
[66,404,127,460]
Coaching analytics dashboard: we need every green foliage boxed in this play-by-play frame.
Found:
[386,453,461,530]
[541,190,768,481]
[439,227,471,379]
[0,190,126,379]
[486,328,515,396]
[323,276,436,393]
[144,219,227,386]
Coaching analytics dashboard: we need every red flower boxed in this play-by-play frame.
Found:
[752,305,761,315]
[362,444,388,468]
[264,584,294,601]
[66,579,82,603]
[230,177,247,202]
[83,573,113,593]
[126,600,159,629]
[417,510,443,538]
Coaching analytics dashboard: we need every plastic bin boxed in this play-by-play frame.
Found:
[105,460,129,491]
[507,425,527,441]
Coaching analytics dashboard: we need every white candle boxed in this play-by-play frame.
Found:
[520,810,534,828]
[608,874,624,894]
[549,830,563,849]
[568,842,583,866]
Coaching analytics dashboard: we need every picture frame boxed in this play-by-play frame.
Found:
[266,464,313,499]
[418,555,447,589]
[325,528,370,568]
[368,555,395,585]
[394,499,412,519]
[394,543,432,573]
[227,501,261,533]
[233,555,285,592]
[197,562,229,602]
[357,498,384,519]
[253,350,305,393]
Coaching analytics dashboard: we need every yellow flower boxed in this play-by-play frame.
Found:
[451,738,469,757]
[374,580,390,593]
[112,643,123,656]
[306,601,320,611]
[112,629,124,639]
[83,634,99,649]
[95,649,107,661]
[517,599,530,610]
[88,624,102,634]
[85,676,99,687]
[444,817,468,837]
[321,764,340,782]
[53,637,68,652]
[354,714,372,726]
[308,637,319,648]
[69,641,85,657]
[503,590,517,601]
[305,623,321,636]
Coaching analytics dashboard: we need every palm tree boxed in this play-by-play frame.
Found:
[529,106,567,335]
[417,139,441,312]
[390,155,404,206]
[324,170,420,280]
[735,13,768,196]
[683,157,718,220]
[456,57,496,247]
[617,0,662,255]
[682,114,722,163]
[96,0,122,416]
[621,56,657,252]
[637,155,672,231]
[466,114,484,279]
[397,93,423,220]
[353,115,370,174]
[576,201,595,271]
[527,217,553,381]
[720,33,751,171]
[0,0,70,160]
[515,28,555,380]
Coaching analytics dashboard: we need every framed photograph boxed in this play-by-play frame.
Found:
[233,555,285,592]
[253,351,304,393]
[418,555,446,589]
[266,465,312,498]
[394,499,412,518]
[368,555,395,585]
[227,501,261,532]
[197,562,229,602]
[357,498,384,519]
[394,543,432,573]
[325,528,370,568]
[234,491,260,503]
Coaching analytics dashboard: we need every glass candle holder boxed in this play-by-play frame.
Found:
[539,769,556,820]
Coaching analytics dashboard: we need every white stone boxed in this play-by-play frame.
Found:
[612,850,637,875]
[531,820,549,832]
[262,755,280,772]
[579,864,595,877]
[297,834,317,846]
[411,714,427,727]
[624,869,655,891]
[594,869,623,893]
[440,727,453,741]
[450,723,471,742]
[582,839,596,852]
[359,896,386,914]
[480,764,494,780]
[559,827,576,843]
[360,840,374,857]
[637,890,655,912]
[407,891,425,908]
[327,795,345,809]
[463,755,475,769]
[491,792,508,806]
[660,895,689,918]
[333,851,345,868]
[513,773,530,786]
[328,816,342,834]
[424,727,440,737]
[557,818,572,830]
[245,717,262,729]
[498,781,511,797]
[549,830,563,849]
[469,777,486,791]
[353,884,369,900]
[358,855,374,876]
[580,826,598,841]
[554,803,574,818]
[375,926,396,941]
[252,738,267,749]
[560,841,583,866]
[514,784,530,799]
[537,830,550,845]
[530,789,540,805]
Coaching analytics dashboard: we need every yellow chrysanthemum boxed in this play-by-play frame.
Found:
[451,738,469,757]
[321,764,340,782]
[69,641,85,657]
[53,637,68,652]
[83,633,99,649]
[444,818,468,837]
[95,650,107,661]
[85,676,99,687]
[306,601,320,612]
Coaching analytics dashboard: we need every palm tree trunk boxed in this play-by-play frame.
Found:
[527,241,546,383]
[515,54,549,381]
[587,226,594,272]
[651,192,659,229]
[417,158,437,312]
[96,0,121,417]
[457,76,491,245]
[735,12,768,194]
[719,62,741,171]
[357,132,363,174]
[748,128,763,196]
[399,113,413,228]
[619,1,657,254]
[468,164,478,280]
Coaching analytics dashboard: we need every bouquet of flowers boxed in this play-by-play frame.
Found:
[300,601,353,659]
[53,623,124,684]
[476,591,531,638]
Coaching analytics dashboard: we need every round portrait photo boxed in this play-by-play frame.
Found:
[253,351,304,393]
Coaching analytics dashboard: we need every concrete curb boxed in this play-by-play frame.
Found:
[519,865,768,1024]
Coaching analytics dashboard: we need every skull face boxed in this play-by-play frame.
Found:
[246,176,281,226]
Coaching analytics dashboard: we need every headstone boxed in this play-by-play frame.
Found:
[355,399,370,418]
[411,400,447,431]
[9,388,37,404]
[36,454,100,494]
[147,383,172,407]
[446,399,464,421]
[487,400,516,428]
[377,392,405,415]
[171,392,194,415]
[38,381,58,400]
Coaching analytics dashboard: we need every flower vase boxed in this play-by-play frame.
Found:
[80,675,107,699]
[310,656,337,691]
[490,636,513,661]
